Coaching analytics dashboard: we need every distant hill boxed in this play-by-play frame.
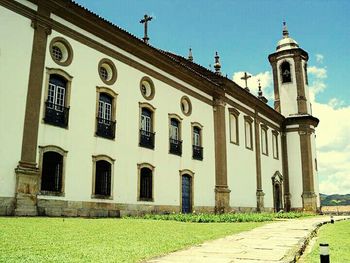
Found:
[320,193,350,206]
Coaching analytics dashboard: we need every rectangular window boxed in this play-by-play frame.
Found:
[141,115,151,132]
[244,117,253,150]
[272,131,279,159]
[193,132,200,146]
[230,114,238,144]
[261,127,268,155]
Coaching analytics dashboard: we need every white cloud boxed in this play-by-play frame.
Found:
[316,54,324,64]
[308,62,350,195]
[308,66,327,79]
[232,71,273,100]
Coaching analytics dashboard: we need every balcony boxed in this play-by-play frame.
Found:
[96,117,116,139]
[139,129,155,149]
[169,138,182,156]
[44,102,69,128]
[192,145,203,160]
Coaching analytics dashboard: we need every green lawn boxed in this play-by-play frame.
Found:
[0,217,264,263]
[303,219,350,263]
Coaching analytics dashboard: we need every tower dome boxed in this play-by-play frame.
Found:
[276,22,299,51]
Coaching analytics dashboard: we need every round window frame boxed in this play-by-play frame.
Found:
[180,96,192,116]
[139,76,155,100]
[49,37,73,67]
[98,58,117,85]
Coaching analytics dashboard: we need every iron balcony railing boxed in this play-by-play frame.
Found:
[192,145,203,160]
[139,129,155,149]
[169,138,182,156]
[96,117,116,139]
[44,101,69,128]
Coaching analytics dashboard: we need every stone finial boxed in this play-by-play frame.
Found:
[257,79,268,103]
[188,48,193,62]
[282,21,289,38]
[214,51,221,75]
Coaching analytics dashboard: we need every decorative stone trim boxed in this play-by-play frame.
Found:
[228,108,240,145]
[260,124,269,156]
[140,76,155,100]
[244,115,254,151]
[98,58,117,85]
[91,155,115,200]
[95,86,118,140]
[49,36,73,66]
[38,145,68,197]
[179,169,195,213]
[137,163,155,202]
[272,130,279,160]
[180,96,192,116]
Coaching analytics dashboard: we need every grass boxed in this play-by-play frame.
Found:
[303,219,350,263]
[0,217,264,263]
[128,212,312,223]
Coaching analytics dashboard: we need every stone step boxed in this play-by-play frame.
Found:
[15,207,38,216]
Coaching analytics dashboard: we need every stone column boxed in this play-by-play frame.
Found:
[213,97,230,213]
[299,125,317,212]
[254,114,265,212]
[15,5,51,216]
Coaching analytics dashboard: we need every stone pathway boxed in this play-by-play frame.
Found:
[145,216,349,263]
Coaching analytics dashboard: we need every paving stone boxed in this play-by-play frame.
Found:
[144,216,350,263]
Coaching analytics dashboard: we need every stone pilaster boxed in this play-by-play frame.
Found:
[213,97,230,213]
[302,192,317,212]
[256,190,265,212]
[281,132,291,211]
[254,113,264,212]
[294,56,308,114]
[15,4,51,216]
[299,125,317,212]
[270,60,281,113]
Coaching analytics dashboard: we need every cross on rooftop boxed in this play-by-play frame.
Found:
[241,72,251,91]
[140,14,153,44]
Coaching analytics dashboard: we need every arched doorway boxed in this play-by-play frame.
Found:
[272,171,284,212]
[181,174,192,213]
[274,183,282,212]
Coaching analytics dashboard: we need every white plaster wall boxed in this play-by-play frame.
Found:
[37,30,216,207]
[311,131,320,207]
[277,58,298,117]
[226,108,257,208]
[260,128,283,209]
[0,6,34,197]
[286,130,303,208]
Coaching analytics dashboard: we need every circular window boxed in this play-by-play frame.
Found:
[98,58,117,85]
[140,77,155,100]
[180,96,192,116]
[49,37,73,66]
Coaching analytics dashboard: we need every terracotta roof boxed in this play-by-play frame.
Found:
[43,0,281,119]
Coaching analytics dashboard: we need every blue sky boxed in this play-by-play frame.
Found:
[75,0,350,194]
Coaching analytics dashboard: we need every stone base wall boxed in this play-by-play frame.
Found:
[1,195,312,217]
[37,199,216,217]
[0,197,16,215]
[38,199,121,217]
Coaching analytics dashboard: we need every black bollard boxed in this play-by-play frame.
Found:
[320,243,330,263]
[330,215,334,224]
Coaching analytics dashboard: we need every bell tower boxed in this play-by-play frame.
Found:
[268,23,320,212]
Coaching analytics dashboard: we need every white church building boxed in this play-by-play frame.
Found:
[0,0,320,216]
